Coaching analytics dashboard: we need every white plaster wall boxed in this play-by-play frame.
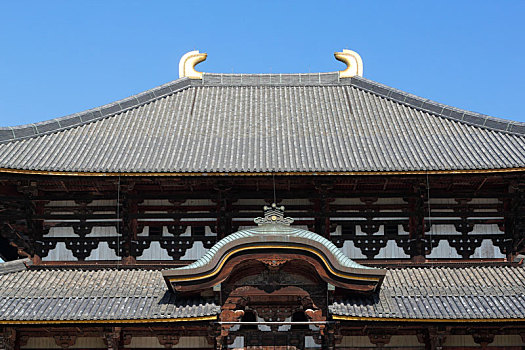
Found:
[85,226,119,237]
[340,241,367,259]
[125,336,212,348]
[471,239,505,258]
[374,198,406,205]
[426,239,462,259]
[337,335,423,348]
[304,335,322,348]
[181,199,215,206]
[142,199,172,206]
[181,241,209,260]
[88,199,117,206]
[426,224,504,259]
[44,226,120,261]
[332,198,365,205]
[44,226,77,238]
[85,241,120,260]
[136,241,172,260]
[21,337,106,349]
[45,200,76,207]
[376,240,409,258]
[42,242,77,261]
[229,336,244,348]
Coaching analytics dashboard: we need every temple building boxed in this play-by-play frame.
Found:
[0,49,524,349]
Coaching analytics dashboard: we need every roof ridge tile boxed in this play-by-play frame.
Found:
[349,76,525,136]
[0,78,194,143]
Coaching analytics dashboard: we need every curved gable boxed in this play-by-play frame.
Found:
[162,205,386,294]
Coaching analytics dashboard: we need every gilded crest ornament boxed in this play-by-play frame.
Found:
[254,203,294,225]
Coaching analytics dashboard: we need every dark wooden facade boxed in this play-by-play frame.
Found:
[0,173,524,349]
[1,172,523,264]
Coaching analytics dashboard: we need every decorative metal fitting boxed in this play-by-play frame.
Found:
[334,49,363,78]
[254,203,294,225]
[179,50,207,79]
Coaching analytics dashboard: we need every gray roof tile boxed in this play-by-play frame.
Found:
[0,269,219,322]
[0,264,523,322]
[330,266,525,320]
[0,74,523,173]
[0,258,32,275]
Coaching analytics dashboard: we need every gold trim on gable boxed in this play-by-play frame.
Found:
[167,244,381,283]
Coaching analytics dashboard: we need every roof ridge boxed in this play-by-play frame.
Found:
[0,258,32,275]
[349,76,525,136]
[205,71,340,76]
[0,78,194,144]
[202,71,342,86]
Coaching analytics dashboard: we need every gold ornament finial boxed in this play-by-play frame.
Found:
[334,49,363,78]
[254,203,294,226]
[179,50,207,79]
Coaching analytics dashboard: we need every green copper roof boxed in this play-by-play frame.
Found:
[178,204,373,271]
[163,205,386,294]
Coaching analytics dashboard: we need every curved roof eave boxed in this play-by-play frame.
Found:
[162,223,387,292]
[0,167,524,177]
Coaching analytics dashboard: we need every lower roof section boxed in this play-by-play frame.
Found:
[0,262,523,323]
[331,266,525,321]
[0,267,219,323]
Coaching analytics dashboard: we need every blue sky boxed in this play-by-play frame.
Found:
[0,0,524,126]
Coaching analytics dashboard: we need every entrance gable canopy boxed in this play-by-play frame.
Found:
[162,204,387,294]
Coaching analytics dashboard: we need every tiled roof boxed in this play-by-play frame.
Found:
[330,266,525,320]
[0,264,523,322]
[0,258,32,275]
[179,224,373,271]
[0,267,218,322]
[0,73,524,173]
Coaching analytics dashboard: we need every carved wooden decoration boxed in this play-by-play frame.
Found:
[157,334,180,348]
[0,328,15,350]
[53,335,77,349]
[257,256,290,270]
[368,333,391,348]
[103,328,121,350]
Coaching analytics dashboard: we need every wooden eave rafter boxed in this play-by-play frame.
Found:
[0,167,524,177]
[0,316,217,325]
[333,315,525,323]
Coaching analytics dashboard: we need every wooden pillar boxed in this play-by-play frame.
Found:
[429,328,447,350]
[407,183,427,261]
[505,181,525,260]
[119,181,136,265]
[104,327,121,350]
[472,331,494,350]
[310,198,333,238]
[0,328,16,350]
[11,181,40,259]
[417,326,449,350]
[312,183,335,238]
[213,186,236,239]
